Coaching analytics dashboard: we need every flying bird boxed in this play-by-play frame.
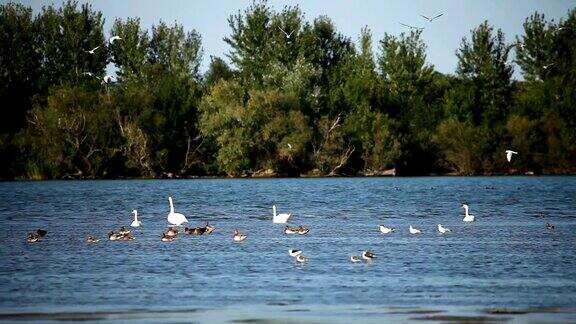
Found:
[83,72,94,77]
[420,13,444,22]
[505,150,518,162]
[543,63,555,70]
[108,35,122,44]
[399,22,424,31]
[278,26,294,38]
[86,46,99,54]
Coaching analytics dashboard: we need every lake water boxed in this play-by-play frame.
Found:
[0,177,575,322]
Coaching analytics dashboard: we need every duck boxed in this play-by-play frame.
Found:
[297,226,310,235]
[295,255,308,263]
[118,226,130,236]
[119,233,135,241]
[350,255,362,263]
[288,249,303,257]
[166,227,179,237]
[409,225,421,234]
[438,224,451,234]
[167,196,188,226]
[161,233,174,242]
[546,223,555,230]
[361,251,376,261]
[462,204,475,222]
[130,209,141,228]
[85,236,99,243]
[379,225,395,234]
[108,231,121,241]
[27,233,40,243]
[204,223,215,234]
[272,205,291,223]
[184,227,194,235]
[233,229,247,242]
[35,229,47,237]
[284,226,298,235]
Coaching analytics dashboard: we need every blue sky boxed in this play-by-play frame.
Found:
[19,0,576,79]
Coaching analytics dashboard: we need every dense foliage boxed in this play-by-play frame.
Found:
[1,1,575,179]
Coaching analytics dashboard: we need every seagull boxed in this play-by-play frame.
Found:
[233,228,247,242]
[420,13,444,22]
[288,249,303,257]
[409,225,421,234]
[86,46,99,54]
[295,254,308,263]
[505,150,518,162]
[543,63,555,70]
[361,251,376,261]
[462,204,475,222]
[379,225,395,234]
[108,35,122,44]
[399,22,424,30]
[278,26,294,38]
[82,72,94,77]
[130,209,141,228]
[350,255,362,263]
[438,224,451,234]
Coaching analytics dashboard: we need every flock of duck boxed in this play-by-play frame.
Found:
[25,198,555,264]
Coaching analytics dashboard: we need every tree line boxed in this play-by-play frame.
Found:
[1,1,575,179]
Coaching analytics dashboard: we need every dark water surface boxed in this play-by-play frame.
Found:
[0,177,575,321]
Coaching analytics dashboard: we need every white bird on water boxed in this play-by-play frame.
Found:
[350,255,362,263]
[167,197,188,226]
[108,35,122,44]
[272,205,291,223]
[130,209,141,228]
[288,249,302,257]
[379,225,395,234]
[437,224,451,234]
[505,150,518,162]
[462,204,475,222]
[409,225,421,234]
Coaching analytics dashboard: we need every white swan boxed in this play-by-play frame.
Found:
[167,197,188,226]
[438,224,451,234]
[130,209,141,228]
[379,225,395,234]
[409,225,421,234]
[462,204,475,222]
[272,205,291,223]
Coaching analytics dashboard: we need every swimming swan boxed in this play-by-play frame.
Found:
[167,197,188,226]
[273,205,291,223]
[462,204,475,222]
[130,209,141,228]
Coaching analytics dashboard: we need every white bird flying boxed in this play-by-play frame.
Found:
[462,204,475,222]
[505,150,518,162]
[86,46,99,54]
[130,209,141,228]
[409,225,421,234]
[420,13,444,22]
[83,72,94,77]
[399,22,424,30]
[278,26,294,38]
[437,224,451,234]
[272,205,291,223]
[108,35,122,44]
[167,196,188,226]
